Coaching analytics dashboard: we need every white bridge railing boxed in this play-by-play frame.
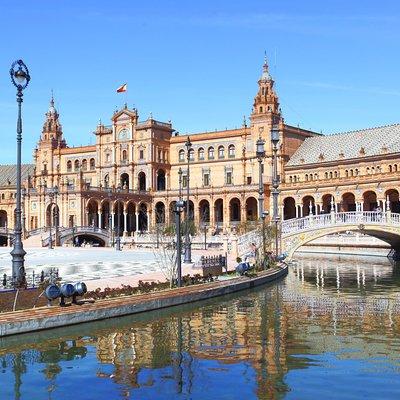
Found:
[281,211,400,235]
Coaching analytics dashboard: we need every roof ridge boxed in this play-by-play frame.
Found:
[327,123,400,137]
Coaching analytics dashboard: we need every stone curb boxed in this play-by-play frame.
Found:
[0,265,288,337]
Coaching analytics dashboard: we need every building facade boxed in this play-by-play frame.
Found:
[0,58,399,244]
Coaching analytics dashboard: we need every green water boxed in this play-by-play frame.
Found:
[1,254,400,399]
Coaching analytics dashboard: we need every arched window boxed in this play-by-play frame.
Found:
[259,106,263,113]
[90,158,95,170]
[310,174,313,181]
[74,160,80,171]
[305,174,308,181]
[67,160,72,172]
[189,148,194,161]
[345,170,349,177]
[354,169,358,176]
[325,172,328,179]
[395,164,398,172]
[329,172,333,179]
[198,148,205,160]
[179,149,185,162]
[218,146,225,159]
[350,169,353,177]
[82,159,87,171]
[122,150,127,162]
[208,147,215,160]
[389,165,393,172]
[289,176,293,183]
[334,171,338,178]
[228,144,235,158]
[314,173,318,180]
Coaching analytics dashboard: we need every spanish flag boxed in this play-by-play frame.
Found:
[116,83,127,93]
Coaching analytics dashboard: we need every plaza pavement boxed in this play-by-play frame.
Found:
[0,246,236,290]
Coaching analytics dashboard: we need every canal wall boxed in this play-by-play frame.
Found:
[0,265,287,337]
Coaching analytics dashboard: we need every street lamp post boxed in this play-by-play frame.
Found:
[256,134,266,219]
[10,60,30,287]
[21,187,26,240]
[174,200,185,287]
[184,137,192,263]
[115,187,121,251]
[178,167,183,201]
[271,126,280,259]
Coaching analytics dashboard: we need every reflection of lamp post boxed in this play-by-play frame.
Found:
[72,225,76,247]
[10,59,30,287]
[271,126,280,259]
[115,186,121,251]
[256,129,266,219]
[174,200,185,287]
[261,210,269,268]
[184,136,192,263]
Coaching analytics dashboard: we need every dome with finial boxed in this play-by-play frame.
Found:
[260,53,272,81]
[48,93,57,115]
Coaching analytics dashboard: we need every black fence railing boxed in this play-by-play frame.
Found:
[1,267,59,290]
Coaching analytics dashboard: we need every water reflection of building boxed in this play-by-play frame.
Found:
[94,295,289,397]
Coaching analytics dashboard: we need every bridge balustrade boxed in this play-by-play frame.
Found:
[281,211,400,235]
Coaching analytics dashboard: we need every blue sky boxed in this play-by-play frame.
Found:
[0,0,399,163]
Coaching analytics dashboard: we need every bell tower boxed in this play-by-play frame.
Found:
[251,56,280,120]
[40,95,66,149]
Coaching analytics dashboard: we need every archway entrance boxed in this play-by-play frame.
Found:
[120,173,129,190]
[87,200,99,227]
[363,191,377,211]
[229,198,241,224]
[342,192,356,212]
[322,194,334,213]
[0,211,7,228]
[386,189,400,213]
[199,200,210,224]
[214,199,223,226]
[155,202,166,224]
[156,170,166,191]
[246,197,258,221]
[138,203,148,232]
[101,201,110,229]
[283,197,296,220]
[302,196,315,216]
[138,172,146,191]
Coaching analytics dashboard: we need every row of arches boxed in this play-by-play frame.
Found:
[87,200,149,234]
[67,158,95,172]
[102,170,166,192]
[283,189,400,220]
[178,145,235,162]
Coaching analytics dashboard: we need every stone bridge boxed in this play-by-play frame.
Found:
[281,211,400,259]
[40,226,110,247]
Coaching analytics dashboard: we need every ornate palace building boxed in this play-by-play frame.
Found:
[0,58,399,244]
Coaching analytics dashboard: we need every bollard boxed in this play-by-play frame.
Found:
[3,273,7,287]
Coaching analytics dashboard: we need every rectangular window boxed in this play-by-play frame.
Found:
[247,176,252,185]
[203,173,210,186]
[226,172,232,185]
[139,150,144,160]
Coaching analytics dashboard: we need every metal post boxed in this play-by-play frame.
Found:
[184,137,192,263]
[258,158,264,218]
[48,199,53,249]
[116,199,121,251]
[10,60,30,288]
[178,167,183,201]
[204,224,207,250]
[271,126,280,259]
[175,204,182,287]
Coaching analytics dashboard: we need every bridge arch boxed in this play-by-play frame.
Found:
[282,211,400,259]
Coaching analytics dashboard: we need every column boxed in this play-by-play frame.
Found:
[111,212,115,230]
[135,211,139,233]
[98,211,102,228]
[210,202,215,230]
[295,204,299,218]
[124,212,128,235]
[146,211,150,232]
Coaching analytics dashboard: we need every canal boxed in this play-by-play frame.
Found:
[1,254,400,399]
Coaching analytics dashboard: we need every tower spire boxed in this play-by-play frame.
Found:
[261,52,272,81]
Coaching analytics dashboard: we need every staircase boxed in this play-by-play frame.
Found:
[23,233,44,248]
